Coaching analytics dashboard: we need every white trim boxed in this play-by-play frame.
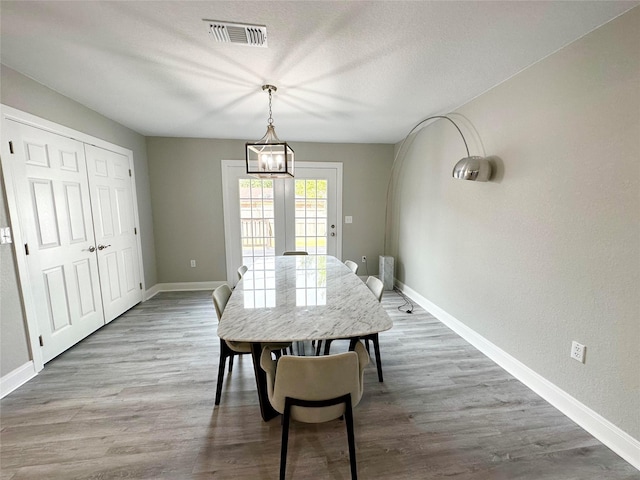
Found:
[150,281,224,293]
[144,283,162,300]
[397,280,640,472]
[1,361,37,398]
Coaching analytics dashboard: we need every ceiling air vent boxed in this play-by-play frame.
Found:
[204,20,268,48]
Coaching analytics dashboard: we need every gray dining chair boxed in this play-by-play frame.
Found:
[344,260,359,274]
[282,251,308,255]
[237,265,248,281]
[212,284,291,405]
[320,276,385,382]
[261,342,369,480]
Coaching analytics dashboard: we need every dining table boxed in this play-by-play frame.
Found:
[217,254,393,421]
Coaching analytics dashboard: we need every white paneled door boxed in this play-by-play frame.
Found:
[5,121,105,362]
[222,161,342,284]
[4,119,142,364]
[85,145,141,321]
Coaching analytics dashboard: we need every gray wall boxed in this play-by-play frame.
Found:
[0,65,157,375]
[387,9,639,440]
[146,137,392,283]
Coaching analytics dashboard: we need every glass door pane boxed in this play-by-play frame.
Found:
[239,178,276,266]
[294,179,328,254]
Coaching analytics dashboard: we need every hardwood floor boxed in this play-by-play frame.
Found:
[1,290,637,479]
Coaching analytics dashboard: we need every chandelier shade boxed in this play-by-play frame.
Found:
[245,85,294,178]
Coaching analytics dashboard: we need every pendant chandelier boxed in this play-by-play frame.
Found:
[245,85,294,178]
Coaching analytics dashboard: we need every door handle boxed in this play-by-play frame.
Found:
[331,232,335,236]
[98,244,111,250]
[88,245,96,253]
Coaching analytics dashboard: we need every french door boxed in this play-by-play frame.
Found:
[221,161,342,284]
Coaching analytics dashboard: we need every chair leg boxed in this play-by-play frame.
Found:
[344,395,358,480]
[371,334,383,383]
[315,340,323,356]
[215,346,227,406]
[228,354,234,373]
[280,399,292,480]
[323,339,333,355]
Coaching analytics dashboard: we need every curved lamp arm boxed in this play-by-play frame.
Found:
[383,114,491,254]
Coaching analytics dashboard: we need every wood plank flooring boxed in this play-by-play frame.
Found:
[1,290,638,479]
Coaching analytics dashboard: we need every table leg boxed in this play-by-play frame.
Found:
[250,342,279,422]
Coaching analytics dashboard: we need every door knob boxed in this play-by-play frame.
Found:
[88,245,96,253]
[98,244,111,250]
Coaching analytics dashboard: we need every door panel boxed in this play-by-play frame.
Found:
[65,182,88,242]
[85,144,142,321]
[6,120,105,362]
[74,258,98,317]
[285,172,338,255]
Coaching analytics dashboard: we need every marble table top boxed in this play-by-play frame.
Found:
[218,255,393,343]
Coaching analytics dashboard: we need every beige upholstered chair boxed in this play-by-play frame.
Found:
[237,265,248,281]
[212,284,290,405]
[282,251,308,255]
[344,260,359,274]
[365,275,384,302]
[261,342,370,480]
[320,276,386,382]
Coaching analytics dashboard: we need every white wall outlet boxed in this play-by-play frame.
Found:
[361,255,366,263]
[571,341,586,363]
[345,216,353,224]
[190,259,196,268]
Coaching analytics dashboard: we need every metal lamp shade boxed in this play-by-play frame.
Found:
[245,125,294,178]
[452,156,491,182]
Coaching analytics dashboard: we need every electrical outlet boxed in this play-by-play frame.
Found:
[190,260,196,268]
[361,256,366,263]
[570,341,586,363]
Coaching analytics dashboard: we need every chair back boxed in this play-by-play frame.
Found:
[365,276,384,302]
[212,284,232,321]
[344,260,358,274]
[283,251,308,256]
[261,342,369,424]
[237,265,248,281]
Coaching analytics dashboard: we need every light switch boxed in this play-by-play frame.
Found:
[0,227,12,244]
[345,216,353,224]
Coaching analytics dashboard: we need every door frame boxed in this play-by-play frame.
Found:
[221,160,343,284]
[0,105,146,372]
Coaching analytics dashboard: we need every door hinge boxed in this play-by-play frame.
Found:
[139,283,143,290]
[39,335,44,347]
[134,227,137,235]
[9,141,14,154]
[25,243,30,255]
[129,169,132,177]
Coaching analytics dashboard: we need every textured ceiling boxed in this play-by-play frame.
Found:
[1,1,637,144]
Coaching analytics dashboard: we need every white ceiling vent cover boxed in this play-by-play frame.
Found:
[204,20,268,47]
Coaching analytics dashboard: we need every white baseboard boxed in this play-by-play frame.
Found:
[397,281,640,471]
[145,281,225,300]
[1,361,37,399]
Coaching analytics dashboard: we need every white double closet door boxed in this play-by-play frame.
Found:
[4,119,142,364]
